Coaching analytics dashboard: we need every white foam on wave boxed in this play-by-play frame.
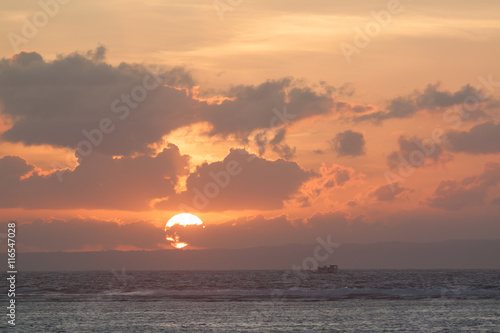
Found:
[99,287,500,299]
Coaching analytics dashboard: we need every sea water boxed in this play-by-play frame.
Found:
[3,270,500,332]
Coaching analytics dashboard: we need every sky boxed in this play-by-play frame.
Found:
[0,0,499,252]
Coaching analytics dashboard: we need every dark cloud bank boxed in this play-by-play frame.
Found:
[0,48,335,157]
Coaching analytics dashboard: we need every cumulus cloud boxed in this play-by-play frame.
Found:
[0,48,335,158]
[0,48,198,156]
[387,136,447,170]
[0,144,190,210]
[269,128,296,160]
[446,122,500,154]
[314,164,361,188]
[0,155,33,179]
[200,82,334,139]
[371,183,412,202]
[251,127,296,160]
[330,130,366,157]
[320,81,355,97]
[335,101,375,115]
[426,162,500,210]
[354,83,488,123]
[86,45,107,62]
[156,149,314,212]
[253,131,268,156]
[292,164,364,207]
[415,83,478,109]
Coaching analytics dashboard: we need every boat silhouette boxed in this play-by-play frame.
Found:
[315,265,339,273]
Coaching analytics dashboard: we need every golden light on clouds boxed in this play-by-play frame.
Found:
[0,0,499,253]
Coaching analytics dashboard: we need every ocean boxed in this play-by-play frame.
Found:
[3,270,500,332]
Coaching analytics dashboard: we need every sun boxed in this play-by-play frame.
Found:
[165,213,204,249]
[166,213,204,228]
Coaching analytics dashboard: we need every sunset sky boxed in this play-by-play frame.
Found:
[0,0,499,252]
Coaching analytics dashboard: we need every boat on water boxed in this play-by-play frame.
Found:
[315,265,339,273]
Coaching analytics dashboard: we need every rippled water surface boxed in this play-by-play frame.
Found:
[4,270,500,332]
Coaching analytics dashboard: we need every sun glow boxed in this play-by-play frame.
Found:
[166,213,204,228]
[165,213,205,249]
[165,233,188,249]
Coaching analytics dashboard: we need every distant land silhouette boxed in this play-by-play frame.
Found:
[3,240,499,271]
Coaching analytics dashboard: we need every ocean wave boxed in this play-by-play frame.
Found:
[105,287,500,299]
[15,287,500,302]
[12,270,500,302]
